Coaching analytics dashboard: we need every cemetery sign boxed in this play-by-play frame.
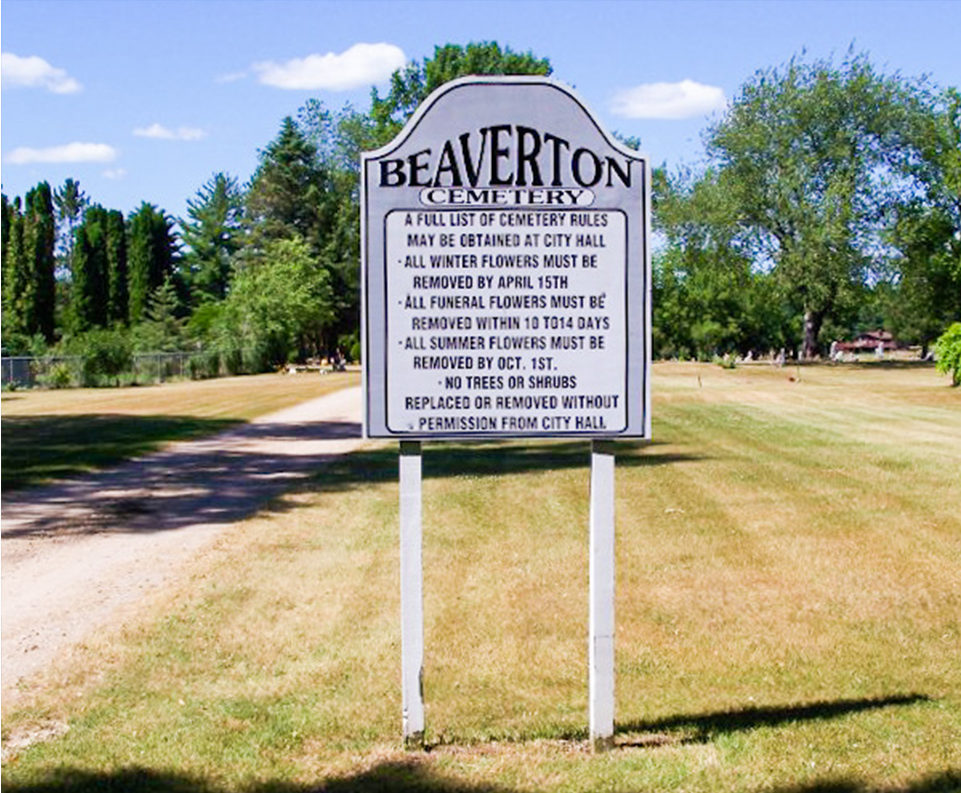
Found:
[362,77,651,438]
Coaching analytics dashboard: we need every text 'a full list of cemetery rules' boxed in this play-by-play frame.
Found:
[385,208,628,435]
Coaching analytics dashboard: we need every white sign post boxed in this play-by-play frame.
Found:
[589,439,616,748]
[398,440,425,745]
[362,77,651,750]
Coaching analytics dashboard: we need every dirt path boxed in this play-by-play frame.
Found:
[1,385,366,702]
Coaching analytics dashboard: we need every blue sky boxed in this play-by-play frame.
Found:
[3,0,960,224]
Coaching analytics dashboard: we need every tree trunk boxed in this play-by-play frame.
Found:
[802,310,823,360]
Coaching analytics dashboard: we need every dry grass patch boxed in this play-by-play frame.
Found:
[2,363,959,792]
[1,371,359,420]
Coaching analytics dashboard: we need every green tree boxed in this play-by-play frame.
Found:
[70,206,110,332]
[244,118,325,249]
[2,196,26,342]
[127,202,180,323]
[653,168,789,359]
[370,42,551,143]
[294,102,380,351]
[180,172,244,303]
[53,178,89,276]
[934,322,961,385]
[213,236,335,371]
[287,42,553,353]
[25,182,57,342]
[2,185,57,344]
[1,194,10,278]
[885,88,961,352]
[105,210,129,325]
[133,277,185,352]
[708,52,927,358]
[243,113,363,354]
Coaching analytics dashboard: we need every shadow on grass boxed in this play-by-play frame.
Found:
[0,418,362,540]
[616,693,931,745]
[3,764,959,793]
[1,414,240,492]
[0,761,514,792]
[315,439,703,493]
[2,417,700,541]
[765,770,961,793]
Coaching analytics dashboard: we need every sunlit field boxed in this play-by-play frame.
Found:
[2,362,959,792]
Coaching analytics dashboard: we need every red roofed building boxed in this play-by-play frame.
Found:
[835,330,903,353]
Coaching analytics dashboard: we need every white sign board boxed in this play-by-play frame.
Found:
[363,77,650,439]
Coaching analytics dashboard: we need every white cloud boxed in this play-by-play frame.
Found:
[133,123,206,141]
[6,142,117,165]
[253,42,406,90]
[102,168,127,180]
[1,52,82,94]
[611,79,726,120]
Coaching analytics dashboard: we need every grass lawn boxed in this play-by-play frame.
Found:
[2,362,959,792]
[1,371,359,491]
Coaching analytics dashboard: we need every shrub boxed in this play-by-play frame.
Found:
[714,354,737,370]
[64,329,133,387]
[188,350,220,380]
[38,362,75,389]
[934,322,961,386]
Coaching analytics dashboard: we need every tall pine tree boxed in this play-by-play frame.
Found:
[25,182,57,342]
[1,194,11,288]
[2,197,26,340]
[127,202,179,323]
[180,172,244,302]
[2,185,57,343]
[70,206,109,332]
[244,118,324,249]
[105,209,128,324]
[53,178,89,277]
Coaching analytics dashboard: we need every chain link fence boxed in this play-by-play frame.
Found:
[2,352,207,389]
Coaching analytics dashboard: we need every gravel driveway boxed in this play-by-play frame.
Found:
[2,385,366,702]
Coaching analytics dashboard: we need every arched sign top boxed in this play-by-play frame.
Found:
[362,77,651,440]
[365,76,649,165]
[364,78,647,207]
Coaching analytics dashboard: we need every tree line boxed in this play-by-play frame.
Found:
[2,43,959,386]
[655,52,960,362]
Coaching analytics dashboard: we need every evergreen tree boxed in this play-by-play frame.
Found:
[293,42,553,350]
[25,182,57,342]
[1,194,10,283]
[53,178,89,276]
[133,277,185,351]
[105,210,129,324]
[2,197,26,339]
[127,202,179,323]
[1,185,57,343]
[180,172,244,302]
[70,206,109,332]
[244,117,324,248]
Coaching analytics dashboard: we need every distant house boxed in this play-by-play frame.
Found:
[835,330,903,353]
